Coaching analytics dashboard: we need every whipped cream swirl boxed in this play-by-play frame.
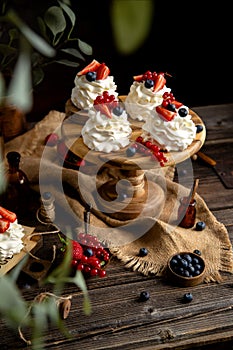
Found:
[81,106,132,153]
[125,81,171,121]
[71,75,118,110]
[0,220,25,262]
[141,106,197,152]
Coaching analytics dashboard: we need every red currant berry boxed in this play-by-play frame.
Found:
[98,269,107,278]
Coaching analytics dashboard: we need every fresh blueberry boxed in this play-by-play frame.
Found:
[144,79,154,89]
[86,71,97,82]
[139,247,148,257]
[139,291,150,302]
[166,103,176,112]
[196,124,203,133]
[178,107,188,118]
[182,292,193,303]
[193,249,201,256]
[126,146,137,157]
[196,221,206,231]
[113,106,124,116]
[84,248,93,257]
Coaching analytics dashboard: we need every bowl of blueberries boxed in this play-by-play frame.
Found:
[167,250,206,287]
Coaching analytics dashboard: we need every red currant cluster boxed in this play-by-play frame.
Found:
[131,136,168,166]
[162,92,175,107]
[71,233,110,278]
[94,91,119,118]
[141,70,158,81]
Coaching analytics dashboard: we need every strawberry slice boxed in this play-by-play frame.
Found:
[133,74,144,82]
[0,218,10,233]
[156,106,176,121]
[95,104,112,119]
[0,206,17,223]
[172,100,183,108]
[96,63,110,80]
[153,73,166,92]
[77,59,101,76]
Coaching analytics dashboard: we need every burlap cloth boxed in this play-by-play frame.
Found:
[4,110,233,283]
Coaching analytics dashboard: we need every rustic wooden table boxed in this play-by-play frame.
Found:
[0,103,233,350]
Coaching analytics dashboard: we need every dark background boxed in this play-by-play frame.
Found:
[28,0,233,121]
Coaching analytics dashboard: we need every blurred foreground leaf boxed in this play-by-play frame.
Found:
[110,0,154,54]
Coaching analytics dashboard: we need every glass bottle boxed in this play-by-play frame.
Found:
[3,151,31,218]
[178,197,196,229]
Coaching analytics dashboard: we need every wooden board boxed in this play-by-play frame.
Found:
[0,226,40,275]
[62,99,206,170]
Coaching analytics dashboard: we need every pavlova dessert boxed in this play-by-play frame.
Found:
[81,91,132,153]
[124,70,171,121]
[140,92,197,152]
[71,59,118,110]
[0,206,25,262]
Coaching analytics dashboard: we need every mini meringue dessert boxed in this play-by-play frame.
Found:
[124,70,171,121]
[81,92,132,153]
[71,59,118,110]
[0,206,25,262]
[140,92,197,152]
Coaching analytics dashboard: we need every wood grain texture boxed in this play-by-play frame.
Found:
[0,104,233,350]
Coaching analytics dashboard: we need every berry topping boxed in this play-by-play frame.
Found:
[153,72,166,92]
[0,206,17,223]
[139,291,150,302]
[96,63,110,80]
[77,59,101,76]
[178,107,188,118]
[144,79,154,89]
[182,292,193,303]
[156,105,176,122]
[196,124,203,133]
[112,106,124,116]
[195,221,206,231]
[139,247,148,257]
[166,103,176,112]
[86,71,97,82]
[94,91,119,118]
[0,218,10,233]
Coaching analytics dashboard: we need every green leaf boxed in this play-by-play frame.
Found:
[110,0,154,54]
[78,39,93,56]
[8,28,19,42]
[54,59,80,67]
[7,8,55,57]
[0,72,6,101]
[44,6,66,37]
[58,0,76,27]
[32,67,45,87]
[69,271,92,316]
[0,275,28,328]
[0,44,17,56]
[7,36,33,112]
[60,48,85,60]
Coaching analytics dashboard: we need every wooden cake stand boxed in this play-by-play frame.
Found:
[61,99,206,221]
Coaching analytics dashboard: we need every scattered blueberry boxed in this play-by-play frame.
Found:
[144,79,154,89]
[178,107,188,118]
[139,291,150,302]
[139,247,148,257]
[193,249,201,256]
[195,221,206,231]
[126,146,137,157]
[42,191,52,200]
[196,124,203,133]
[182,292,193,303]
[86,71,97,82]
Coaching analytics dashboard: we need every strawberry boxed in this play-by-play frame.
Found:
[0,218,10,233]
[133,74,144,82]
[156,106,176,122]
[72,240,83,261]
[45,133,59,146]
[153,73,166,92]
[77,59,101,76]
[172,100,183,108]
[95,104,112,119]
[0,206,17,223]
[96,63,110,80]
